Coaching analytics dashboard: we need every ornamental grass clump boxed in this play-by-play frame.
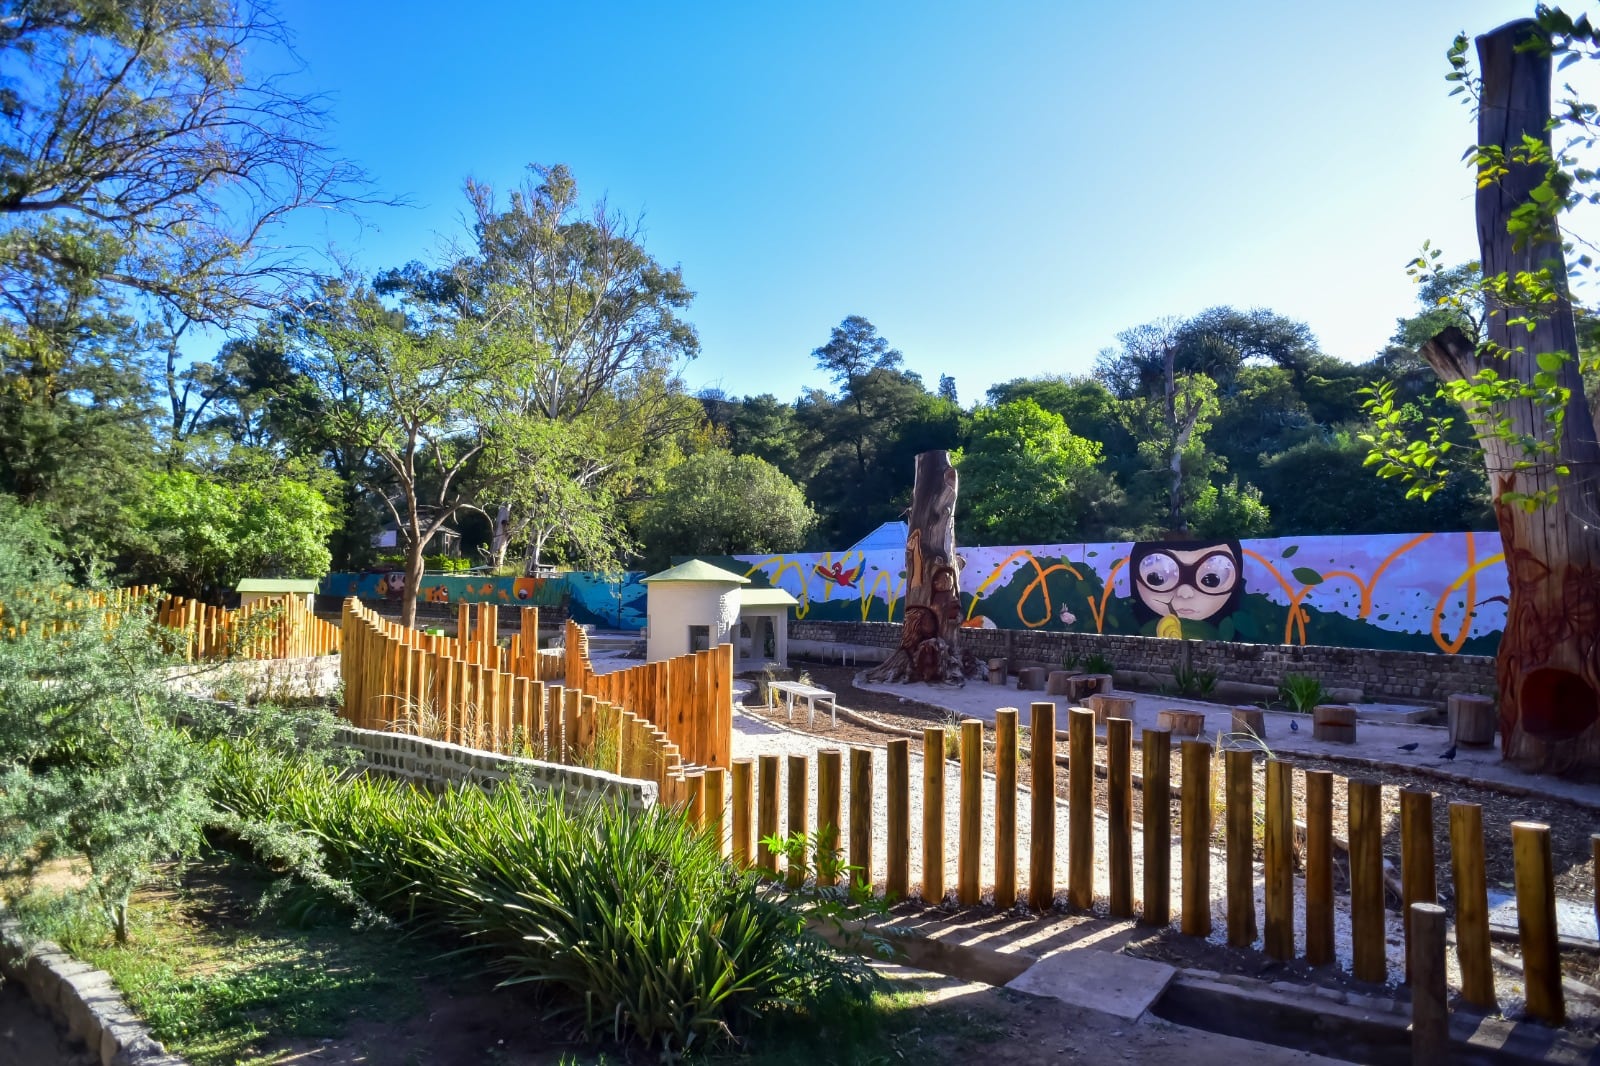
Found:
[211,749,876,1055]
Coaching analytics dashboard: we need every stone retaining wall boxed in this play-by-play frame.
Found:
[790,621,1497,705]
[338,724,657,809]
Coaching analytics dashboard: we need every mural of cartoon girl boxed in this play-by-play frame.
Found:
[381,571,407,602]
[1130,539,1245,639]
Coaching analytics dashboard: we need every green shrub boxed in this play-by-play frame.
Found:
[1170,662,1218,700]
[210,750,877,1055]
[1277,673,1326,713]
[1083,652,1115,676]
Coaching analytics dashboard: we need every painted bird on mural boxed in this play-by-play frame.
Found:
[813,561,861,588]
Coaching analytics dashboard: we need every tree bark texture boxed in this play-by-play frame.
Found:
[1420,20,1600,771]
[868,451,971,685]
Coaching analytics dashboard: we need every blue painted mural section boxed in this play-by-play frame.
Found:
[319,571,648,630]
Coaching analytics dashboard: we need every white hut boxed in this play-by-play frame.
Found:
[236,577,320,613]
[641,560,748,662]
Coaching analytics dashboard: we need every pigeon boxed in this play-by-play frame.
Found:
[1396,742,1420,752]
[1289,718,1299,732]
[1439,744,1457,761]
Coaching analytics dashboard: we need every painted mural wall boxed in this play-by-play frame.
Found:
[317,571,648,630]
[717,531,1508,655]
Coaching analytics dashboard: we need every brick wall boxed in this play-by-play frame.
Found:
[790,620,1497,704]
[338,724,657,809]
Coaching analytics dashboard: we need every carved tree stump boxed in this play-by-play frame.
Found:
[1087,673,1114,696]
[1017,667,1048,691]
[1156,709,1205,737]
[1067,674,1109,702]
[1448,694,1497,747]
[987,658,1008,685]
[1046,670,1076,696]
[1230,708,1267,738]
[1090,693,1136,726]
[1312,704,1357,744]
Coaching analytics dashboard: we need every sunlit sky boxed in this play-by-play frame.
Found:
[266,0,1598,405]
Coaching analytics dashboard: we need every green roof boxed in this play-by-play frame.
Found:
[739,587,798,608]
[641,560,750,585]
[236,578,322,593]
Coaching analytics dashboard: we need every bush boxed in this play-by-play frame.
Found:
[210,750,877,1055]
[1278,673,1326,713]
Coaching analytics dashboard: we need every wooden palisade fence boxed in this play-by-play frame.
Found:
[339,601,718,808]
[157,592,341,660]
[683,703,1580,1027]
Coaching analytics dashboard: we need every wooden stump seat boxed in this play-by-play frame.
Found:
[1089,693,1136,726]
[1447,693,1496,747]
[1156,708,1205,737]
[1046,670,1076,696]
[1312,704,1357,743]
[1017,667,1048,691]
[987,658,1008,685]
[1230,707,1267,738]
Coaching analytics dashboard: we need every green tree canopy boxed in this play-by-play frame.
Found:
[955,400,1109,545]
[636,450,815,569]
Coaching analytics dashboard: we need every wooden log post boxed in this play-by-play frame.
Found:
[1304,769,1335,965]
[987,658,1007,685]
[1046,670,1075,696]
[757,755,781,876]
[1263,759,1294,961]
[958,719,983,906]
[731,758,754,867]
[1180,740,1212,937]
[887,739,911,901]
[1410,902,1450,1064]
[786,754,810,889]
[1400,788,1438,982]
[1512,821,1564,1025]
[1090,693,1134,727]
[704,767,728,859]
[994,710,1018,909]
[1029,702,1057,911]
[1107,717,1133,919]
[1448,693,1497,747]
[818,749,843,887]
[1349,777,1386,983]
[1312,704,1358,743]
[866,451,968,685]
[1224,749,1256,948]
[1450,802,1495,1010]
[849,747,874,894]
[922,728,946,904]
[1142,729,1171,926]
[1068,707,1095,911]
[1230,707,1267,739]
[1157,709,1204,737]
[1017,667,1048,692]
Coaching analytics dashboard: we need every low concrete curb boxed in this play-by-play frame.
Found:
[0,917,184,1066]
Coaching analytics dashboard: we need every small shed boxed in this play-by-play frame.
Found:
[236,577,320,613]
[641,560,748,662]
[737,586,797,669]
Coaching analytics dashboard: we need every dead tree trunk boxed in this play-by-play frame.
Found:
[1420,20,1600,771]
[868,450,969,685]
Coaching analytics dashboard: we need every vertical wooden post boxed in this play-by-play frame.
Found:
[731,758,754,867]
[818,749,843,887]
[849,747,874,894]
[1107,717,1132,919]
[1512,821,1564,1025]
[1068,707,1094,910]
[1141,728,1171,926]
[1030,703,1057,912]
[1400,787,1438,982]
[686,769,706,822]
[958,719,983,906]
[922,727,946,904]
[1410,902,1450,1064]
[757,754,781,875]
[1264,759,1293,961]
[786,754,810,888]
[1349,777,1386,983]
[1224,748,1256,948]
[1449,802,1495,1009]
[1180,739,1212,937]
[994,709,1018,909]
[887,738,911,901]
[704,766,728,859]
[1304,769,1335,965]
[456,602,471,659]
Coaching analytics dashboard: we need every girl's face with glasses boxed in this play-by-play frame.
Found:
[1134,545,1239,621]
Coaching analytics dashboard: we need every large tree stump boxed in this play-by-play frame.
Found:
[1090,693,1135,726]
[1449,694,1497,747]
[867,451,969,685]
[1418,21,1600,772]
[1046,670,1075,696]
[1313,705,1357,744]
[1156,709,1204,737]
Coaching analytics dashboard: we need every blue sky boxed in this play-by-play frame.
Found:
[266,0,1594,405]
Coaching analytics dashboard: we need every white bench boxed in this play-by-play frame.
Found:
[768,680,838,727]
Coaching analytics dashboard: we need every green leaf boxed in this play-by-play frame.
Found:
[1280,545,1299,558]
[1291,567,1324,586]
[1536,351,1567,372]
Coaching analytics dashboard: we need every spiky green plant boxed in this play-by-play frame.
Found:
[1277,673,1326,713]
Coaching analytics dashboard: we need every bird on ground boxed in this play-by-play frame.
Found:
[1396,742,1420,752]
[1439,744,1458,761]
[1289,719,1300,733]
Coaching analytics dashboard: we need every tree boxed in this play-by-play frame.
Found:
[294,278,508,627]
[1364,13,1600,769]
[636,450,815,569]
[955,400,1109,544]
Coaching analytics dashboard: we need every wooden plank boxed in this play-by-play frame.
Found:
[1349,777,1386,983]
[994,709,1018,909]
[1031,703,1057,912]
[849,747,873,894]
[1400,787,1437,982]
[1068,707,1094,910]
[1107,716,1132,919]
[1142,729,1171,926]
[704,766,728,859]
[1304,768,1334,965]
[1449,802,1495,1009]
[1180,740,1212,937]
[757,754,781,875]
[783,753,810,887]
[923,727,946,905]
[1264,759,1294,961]
[731,758,754,866]
[887,738,910,901]
[1512,821,1564,1025]
[958,719,983,906]
[818,749,843,887]
[1224,748,1256,948]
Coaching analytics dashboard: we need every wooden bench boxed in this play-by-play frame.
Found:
[769,680,839,727]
